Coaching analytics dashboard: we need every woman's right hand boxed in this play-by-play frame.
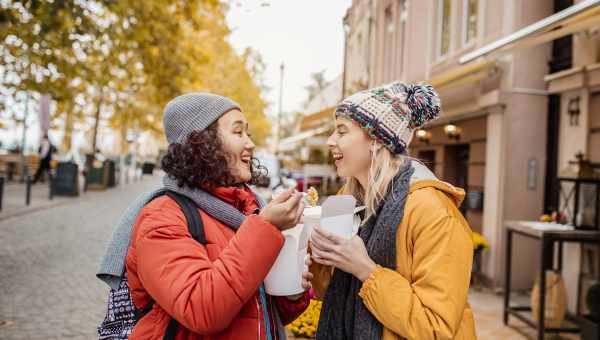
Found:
[259,188,304,231]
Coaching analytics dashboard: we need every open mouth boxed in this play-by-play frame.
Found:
[240,155,252,166]
[332,152,344,161]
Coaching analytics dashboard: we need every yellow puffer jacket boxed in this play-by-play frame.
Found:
[311,163,477,340]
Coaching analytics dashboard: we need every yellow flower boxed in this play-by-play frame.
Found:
[472,232,489,251]
[287,300,323,338]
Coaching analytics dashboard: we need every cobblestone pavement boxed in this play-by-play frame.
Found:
[2,172,572,340]
[0,175,161,340]
[0,179,75,222]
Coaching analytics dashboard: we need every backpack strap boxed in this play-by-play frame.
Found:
[163,319,179,340]
[165,191,206,244]
[154,191,207,340]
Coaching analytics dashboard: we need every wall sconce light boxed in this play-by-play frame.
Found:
[444,124,462,141]
[568,96,580,126]
[416,129,432,144]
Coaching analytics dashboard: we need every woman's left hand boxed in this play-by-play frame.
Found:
[310,227,376,282]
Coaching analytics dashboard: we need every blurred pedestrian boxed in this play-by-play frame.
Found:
[32,134,55,184]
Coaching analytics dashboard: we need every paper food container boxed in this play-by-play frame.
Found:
[303,196,362,239]
[264,196,362,295]
[264,223,308,296]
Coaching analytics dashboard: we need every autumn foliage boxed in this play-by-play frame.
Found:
[0,1,271,150]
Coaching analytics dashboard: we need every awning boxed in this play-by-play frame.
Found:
[277,106,336,151]
[299,106,335,131]
[459,0,600,64]
[426,60,497,90]
[278,126,331,150]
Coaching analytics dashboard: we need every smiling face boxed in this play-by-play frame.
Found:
[326,116,373,181]
[216,109,256,184]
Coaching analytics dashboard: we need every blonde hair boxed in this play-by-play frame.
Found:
[341,143,407,220]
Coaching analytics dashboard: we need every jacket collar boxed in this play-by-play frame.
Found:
[208,185,259,215]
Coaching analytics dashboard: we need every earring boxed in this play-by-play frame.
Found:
[371,142,379,153]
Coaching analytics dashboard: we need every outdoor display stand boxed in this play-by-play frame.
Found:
[86,160,109,191]
[52,162,79,196]
[142,162,155,175]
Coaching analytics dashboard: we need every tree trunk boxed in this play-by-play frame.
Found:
[119,114,130,155]
[61,102,74,152]
[91,89,104,153]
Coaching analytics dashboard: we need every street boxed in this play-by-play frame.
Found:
[0,175,161,339]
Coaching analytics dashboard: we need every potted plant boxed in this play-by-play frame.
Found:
[470,232,489,288]
[581,282,600,340]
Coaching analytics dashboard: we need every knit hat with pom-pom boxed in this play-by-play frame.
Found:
[334,81,441,154]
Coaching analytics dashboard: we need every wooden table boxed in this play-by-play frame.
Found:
[504,221,600,340]
[0,154,40,181]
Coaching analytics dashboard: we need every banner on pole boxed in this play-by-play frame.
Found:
[39,95,51,134]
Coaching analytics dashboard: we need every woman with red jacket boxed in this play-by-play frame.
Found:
[126,93,310,339]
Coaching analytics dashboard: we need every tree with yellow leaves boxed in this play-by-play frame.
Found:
[1,0,271,153]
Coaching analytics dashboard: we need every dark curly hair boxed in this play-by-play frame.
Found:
[161,122,267,189]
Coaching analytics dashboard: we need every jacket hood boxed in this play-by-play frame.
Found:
[409,160,466,207]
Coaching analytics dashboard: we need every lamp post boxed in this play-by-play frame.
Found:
[275,63,285,154]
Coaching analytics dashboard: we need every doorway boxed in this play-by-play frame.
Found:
[444,144,470,215]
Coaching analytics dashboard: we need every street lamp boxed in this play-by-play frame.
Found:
[444,124,462,141]
[416,129,432,144]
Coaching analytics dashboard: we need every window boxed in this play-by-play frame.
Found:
[438,0,452,58]
[463,0,478,45]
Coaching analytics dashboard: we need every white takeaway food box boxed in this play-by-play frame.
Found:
[264,195,362,296]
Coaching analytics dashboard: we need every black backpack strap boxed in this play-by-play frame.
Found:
[163,319,179,340]
[165,191,206,244]
[155,191,206,340]
[134,301,155,320]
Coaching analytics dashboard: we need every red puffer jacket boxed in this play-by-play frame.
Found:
[126,186,310,339]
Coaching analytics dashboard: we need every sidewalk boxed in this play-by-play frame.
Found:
[471,288,580,339]
[285,289,581,339]
[0,173,150,222]
[0,179,71,222]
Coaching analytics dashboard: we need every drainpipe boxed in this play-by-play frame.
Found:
[366,0,374,87]
[342,18,350,98]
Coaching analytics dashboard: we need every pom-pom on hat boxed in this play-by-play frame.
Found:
[334,81,441,154]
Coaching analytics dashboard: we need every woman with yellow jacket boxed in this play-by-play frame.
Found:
[302,81,477,340]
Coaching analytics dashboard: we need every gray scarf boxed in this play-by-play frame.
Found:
[96,176,266,289]
[316,163,414,340]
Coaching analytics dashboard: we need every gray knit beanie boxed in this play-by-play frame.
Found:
[163,92,240,144]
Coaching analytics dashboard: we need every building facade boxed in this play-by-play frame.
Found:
[343,0,600,314]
